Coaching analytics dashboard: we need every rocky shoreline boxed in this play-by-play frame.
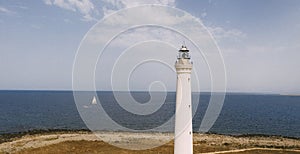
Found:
[0,130,299,153]
[0,129,91,144]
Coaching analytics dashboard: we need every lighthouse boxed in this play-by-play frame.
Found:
[174,45,193,154]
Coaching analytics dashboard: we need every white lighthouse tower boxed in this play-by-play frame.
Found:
[174,45,193,154]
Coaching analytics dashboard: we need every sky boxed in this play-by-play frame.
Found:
[0,0,300,94]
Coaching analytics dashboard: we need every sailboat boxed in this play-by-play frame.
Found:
[91,96,97,105]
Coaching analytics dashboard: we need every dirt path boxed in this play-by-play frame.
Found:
[201,148,300,154]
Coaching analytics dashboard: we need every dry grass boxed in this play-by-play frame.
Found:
[0,131,299,154]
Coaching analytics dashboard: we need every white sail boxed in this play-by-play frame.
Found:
[91,96,97,105]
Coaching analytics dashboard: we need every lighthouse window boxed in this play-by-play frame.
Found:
[188,78,190,82]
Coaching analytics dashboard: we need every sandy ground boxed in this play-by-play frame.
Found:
[0,131,299,154]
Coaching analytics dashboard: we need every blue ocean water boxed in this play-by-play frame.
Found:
[0,91,299,138]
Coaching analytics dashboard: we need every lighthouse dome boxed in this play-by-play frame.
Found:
[179,45,189,52]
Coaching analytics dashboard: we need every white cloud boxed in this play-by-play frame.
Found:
[44,0,52,5]
[0,6,16,15]
[43,0,98,21]
[42,0,246,50]
[85,6,203,48]
[42,0,245,47]
[208,26,246,41]
[102,0,175,8]
[101,0,176,16]
[85,4,247,61]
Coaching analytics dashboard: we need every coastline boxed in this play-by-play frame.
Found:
[0,130,300,154]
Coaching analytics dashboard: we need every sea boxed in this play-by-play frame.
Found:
[0,90,299,138]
